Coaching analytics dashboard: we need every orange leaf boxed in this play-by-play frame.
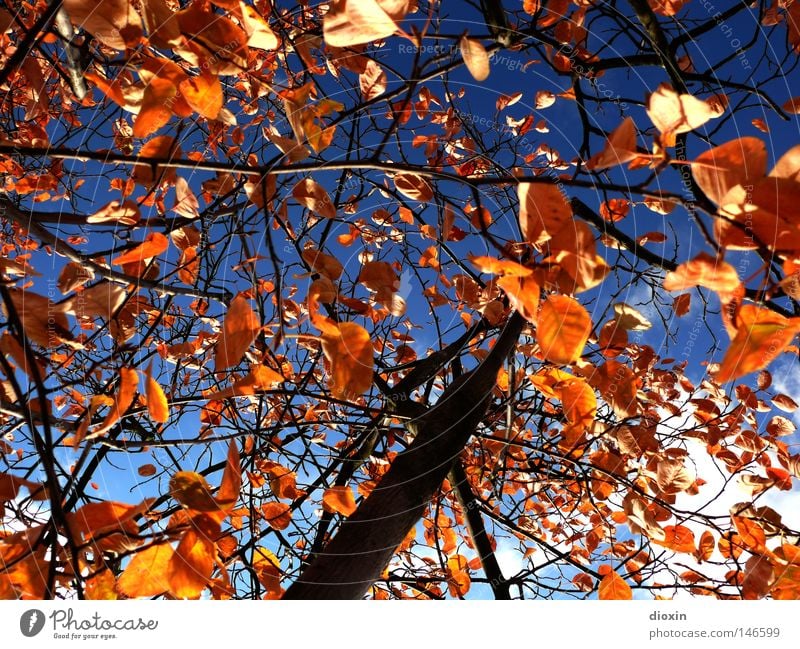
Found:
[302,248,344,280]
[394,173,433,201]
[252,547,283,598]
[537,295,591,365]
[469,255,533,277]
[497,275,540,324]
[116,543,174,598]
[518,182,572,246]
[179,72,223,120]
[133,136,182,187]
[204,364,284,401]
[95,367,139,437]
[292,178,336,218]
[732,516,767,553]
[112,232,169,266]
[322,486,357,516]
[262,462,303,500]
[216,440,241,510]
[651,525,696,553]
[585,117,640,171]
[145,365,169,423]
[168,530,214,599]
[320,322,374,400]
[133,77,176,139]
[695,530,715,562]
[691,137,767,206]
[170,472,221,512]
[446,554,471,597]
[62,0,142,50]
[715,306,800,383]
[766,466,793,490]
[663,252,741,299]
[598,570,632,600]
[6,288,72,348]
[214,294,261,371]
[261,502,292,530]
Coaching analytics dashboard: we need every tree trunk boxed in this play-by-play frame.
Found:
[283,313,524,599]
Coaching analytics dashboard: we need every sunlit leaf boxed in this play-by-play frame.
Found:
[214,294,261,372]
[117,543,174,598]
[537,295,592,364]
[323,0,408,47]
[460,37,490,81]
[598,570,632,600]
[322,486,357,516]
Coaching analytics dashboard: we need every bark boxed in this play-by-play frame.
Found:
[283,313,525,599]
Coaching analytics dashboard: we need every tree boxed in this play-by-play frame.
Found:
[1,0,800,601]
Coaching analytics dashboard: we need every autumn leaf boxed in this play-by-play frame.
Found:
[359,60,387,100]
[320,322,374,400]
[460,37,490,81]
[302,248,344,280]
[6,288,73,348]
[537,295,592,365]
[292,178,336,219]
[168,530,215,599]
[216,440,242,511]
[261,462,303,501]
[117,543,174,598]
[585,117,640,170]
[204,364,284,401]
[323,0,408,47]
[133,136,182,186]
[646,83,717,138]
[695,530,715,562]
[446,554,471,598]
[322,486,357,516]
[93,367,139,438]
[394,173,434,201]
[63,0,142,50]
[598,569,632,600]
[252,547,283,598]
[651,525,696,554]
[691,137,767,206]
[518,182,572,246]
[112,232,169,267]
[470,255,533,277]
[497,275,540,324]
[170,472,221,512]
[214,294,261,372]
[663,252,741,299]
[261,502,292,530]
[134,77,176,139]
[145,364,169,423]
[180,72,224,121]
[731,516,767,554]
[86,200,140,226]
[715,306,800,383]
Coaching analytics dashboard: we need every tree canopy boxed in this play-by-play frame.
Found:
[2,0,800,601]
